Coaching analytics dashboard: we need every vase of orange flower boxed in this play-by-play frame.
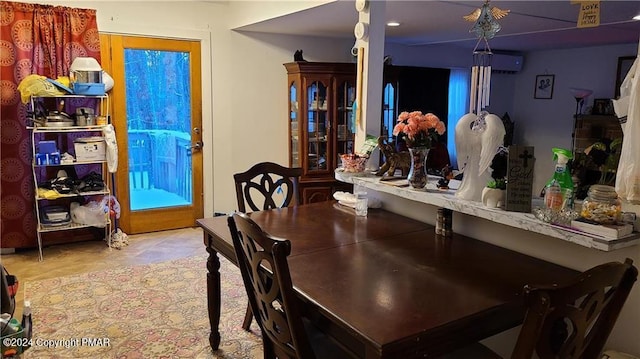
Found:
[407,147,430,188]
[393,111,446,189]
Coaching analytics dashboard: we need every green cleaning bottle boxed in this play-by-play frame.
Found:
[544,148,574,211]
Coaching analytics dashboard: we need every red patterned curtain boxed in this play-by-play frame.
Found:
[0,1,101,249]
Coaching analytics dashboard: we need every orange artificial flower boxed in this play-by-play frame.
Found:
[393,111,445,148]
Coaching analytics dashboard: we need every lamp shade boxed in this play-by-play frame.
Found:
[570,87,593,99]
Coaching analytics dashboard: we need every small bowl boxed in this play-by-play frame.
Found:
[340,154,367,173]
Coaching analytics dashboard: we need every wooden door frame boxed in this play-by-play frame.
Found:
[100,34,203,234]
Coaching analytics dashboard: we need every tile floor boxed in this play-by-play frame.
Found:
[1,227,205,315]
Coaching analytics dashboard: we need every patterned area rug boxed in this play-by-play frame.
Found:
[24,255,263,358]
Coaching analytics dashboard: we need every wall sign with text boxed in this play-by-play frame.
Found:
[506,146,535,213]
[575,0,600,28]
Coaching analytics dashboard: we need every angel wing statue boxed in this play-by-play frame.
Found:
[455,111,506,201]
[464,0,510,40]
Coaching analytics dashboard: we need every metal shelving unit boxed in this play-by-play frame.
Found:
[28,95,112,261]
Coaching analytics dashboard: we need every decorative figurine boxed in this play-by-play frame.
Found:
[293,50,306,62]
[455,111,506,201]
[463,0,510,41]
[437,164,454,189]
[375,137,410,177]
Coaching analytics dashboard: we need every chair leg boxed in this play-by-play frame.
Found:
[242,302,253,331]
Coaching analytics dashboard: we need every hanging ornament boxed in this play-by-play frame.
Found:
[463,0,510,41]
[470,51,493,114]
[464,0,510,114]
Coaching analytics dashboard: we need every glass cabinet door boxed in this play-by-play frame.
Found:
[306,80,328,171]
[335,78,355,162]
[289,82,299,167]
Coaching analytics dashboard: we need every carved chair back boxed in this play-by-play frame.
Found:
[233,162,302,213]
[511,258,637,359]
[228,213,315,359]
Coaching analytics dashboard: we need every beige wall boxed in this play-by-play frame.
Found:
[215,31,353,211]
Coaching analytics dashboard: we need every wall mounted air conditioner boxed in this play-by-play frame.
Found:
[491,53,524,73]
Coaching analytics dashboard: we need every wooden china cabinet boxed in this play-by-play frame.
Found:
[284,62,355,203]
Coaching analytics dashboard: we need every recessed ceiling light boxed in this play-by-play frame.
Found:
[387,21,400,27]
[633,14,640,20]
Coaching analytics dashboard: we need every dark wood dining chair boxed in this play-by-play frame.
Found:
[233,162,302,213]
[442,258,638,359]
[233,162,302,330]
[228,213,354,359]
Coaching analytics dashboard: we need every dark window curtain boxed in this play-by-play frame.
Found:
[393,66,451,126]
[385,65,451,170]
[0,1,100,249]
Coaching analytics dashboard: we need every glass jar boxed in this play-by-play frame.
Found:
[580,185,622,224]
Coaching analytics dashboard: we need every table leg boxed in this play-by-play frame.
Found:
[206,241,221,350]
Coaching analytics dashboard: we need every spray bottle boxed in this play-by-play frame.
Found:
[544,147,574,211]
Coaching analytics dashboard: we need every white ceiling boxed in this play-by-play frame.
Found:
[235,0,640,53]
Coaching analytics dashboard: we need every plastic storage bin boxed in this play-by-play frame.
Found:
[72,82,105,95]
[74,136,106,161]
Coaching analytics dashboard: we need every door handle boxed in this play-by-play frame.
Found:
[191,141,204,150]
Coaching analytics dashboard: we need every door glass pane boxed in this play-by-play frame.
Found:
[290,83,299,167]
[307,81,327,171]
[124,49,193,211]
[336,79,355,162]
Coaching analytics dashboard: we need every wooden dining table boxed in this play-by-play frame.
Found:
[197,201,579,358]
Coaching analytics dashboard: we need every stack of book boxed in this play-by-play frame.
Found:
[570,218,635,241]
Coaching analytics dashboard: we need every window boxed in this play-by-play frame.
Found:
[447,68,470,169]
[382,82,397,139]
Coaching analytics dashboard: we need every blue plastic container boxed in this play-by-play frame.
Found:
[37,140,58,154]
[72,82,105,95]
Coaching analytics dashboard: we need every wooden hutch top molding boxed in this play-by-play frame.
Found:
[284,61,355,75]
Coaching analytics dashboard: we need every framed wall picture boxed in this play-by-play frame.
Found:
[534,74,554,99]
[593,98,614,115]
[615,56,635,98]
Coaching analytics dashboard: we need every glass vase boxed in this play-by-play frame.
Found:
[408,147,429,189]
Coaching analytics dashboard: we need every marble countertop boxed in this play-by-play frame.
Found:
[335,171,639,252]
